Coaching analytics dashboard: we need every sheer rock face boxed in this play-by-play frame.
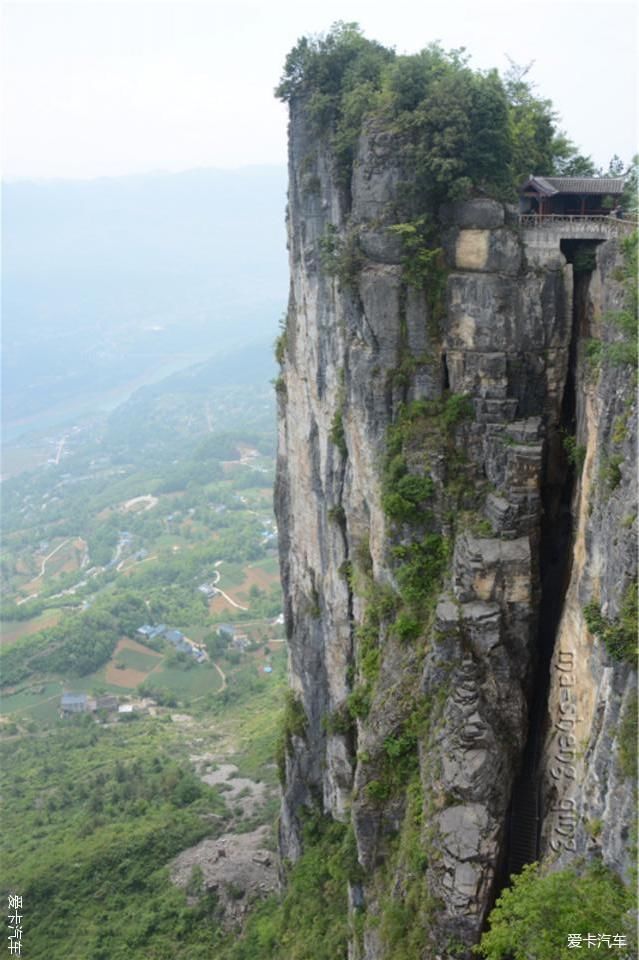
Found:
[275,100,636,958]
[538,242,637,882]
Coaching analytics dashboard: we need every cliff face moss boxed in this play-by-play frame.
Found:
[274,24,636,960]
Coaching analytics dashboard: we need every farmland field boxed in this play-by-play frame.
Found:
[112,638,162,671]
[144,662,223,698]
[0,609,63,648]
[0,680,63,715]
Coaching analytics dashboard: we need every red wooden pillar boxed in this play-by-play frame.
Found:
[580,196,586,216]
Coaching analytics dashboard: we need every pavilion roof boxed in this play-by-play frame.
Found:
[521,176,625,196]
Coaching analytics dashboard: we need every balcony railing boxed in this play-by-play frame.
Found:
[519,214,637,234]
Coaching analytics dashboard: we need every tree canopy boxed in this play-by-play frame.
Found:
[277,24,604,204]
[477,861,635,960]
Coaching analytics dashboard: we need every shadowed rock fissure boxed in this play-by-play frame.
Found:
[337,463,358,760]
[500,254,593,884]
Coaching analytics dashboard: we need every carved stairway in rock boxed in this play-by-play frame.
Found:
[506,749,541,876]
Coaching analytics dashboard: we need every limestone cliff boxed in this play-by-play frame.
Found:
[274,95,636,959]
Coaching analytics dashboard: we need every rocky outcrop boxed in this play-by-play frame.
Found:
[275,98,636,958]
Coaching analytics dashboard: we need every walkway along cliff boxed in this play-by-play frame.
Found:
[273,33,637,960]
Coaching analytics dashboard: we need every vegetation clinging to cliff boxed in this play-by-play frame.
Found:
[478,861,635,960]
[220,814,353,960]
[276,22,589,202]
[583,581,638,663]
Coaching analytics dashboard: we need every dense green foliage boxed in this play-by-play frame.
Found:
[382,456,435,522]
[586,231,639,371]
[477,861,635,960]
[0,592,149,685]
[501,60,594,183]
[378,776,435,958]
[583,582,638,662]
[393,534,449,615]
[330,408,348,456]
[382,393,475,539]
[388,218,447,300]
[276,23,393,185]
[276,690,307,783]
[0,721,229,959]
[0,638,288,957]
[277,22,589,202]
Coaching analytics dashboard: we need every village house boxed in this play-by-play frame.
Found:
[137,622,209,662]
[60,692,89,714]
[60,693,119,715]
[137,623,167,641]
[198,581,217,599]
[95,694,118,713]
[217,623,251,651]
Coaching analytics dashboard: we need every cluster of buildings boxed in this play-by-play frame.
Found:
[60,692,118,715]
[217,623,251,652]
[137,623,208,663]
[60,692,157,717]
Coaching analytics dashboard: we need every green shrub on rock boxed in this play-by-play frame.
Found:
[477,861,634,960]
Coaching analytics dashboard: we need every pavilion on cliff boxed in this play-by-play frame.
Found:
[519,176,625,217]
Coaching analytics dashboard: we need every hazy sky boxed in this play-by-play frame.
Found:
[2,0,637,180]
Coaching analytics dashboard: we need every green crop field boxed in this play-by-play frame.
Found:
[0,609,64,649]
[1,681,63,715]
[145,663,223,698]
[113,647,161,672]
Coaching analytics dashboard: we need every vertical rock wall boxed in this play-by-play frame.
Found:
[538,242,637,881]
[275,100,636,958]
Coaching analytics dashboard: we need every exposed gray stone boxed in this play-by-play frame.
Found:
[440,198,505,229]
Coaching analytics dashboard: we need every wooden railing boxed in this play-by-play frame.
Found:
[519,214,637,234]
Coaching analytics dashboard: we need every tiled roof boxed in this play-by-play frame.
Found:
[522,176,625,196]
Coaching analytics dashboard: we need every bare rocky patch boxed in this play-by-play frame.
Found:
[190,755,269,818]
[170,826,277,928]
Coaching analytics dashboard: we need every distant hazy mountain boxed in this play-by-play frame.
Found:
[2,166,287,430]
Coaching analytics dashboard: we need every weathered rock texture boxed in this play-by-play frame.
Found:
[275,100,636,959]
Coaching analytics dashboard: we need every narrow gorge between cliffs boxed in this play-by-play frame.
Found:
[502,247,591,886]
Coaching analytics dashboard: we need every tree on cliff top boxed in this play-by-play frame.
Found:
[276,22,392,183]
[502,59,595,182]
[276,24,593,204]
